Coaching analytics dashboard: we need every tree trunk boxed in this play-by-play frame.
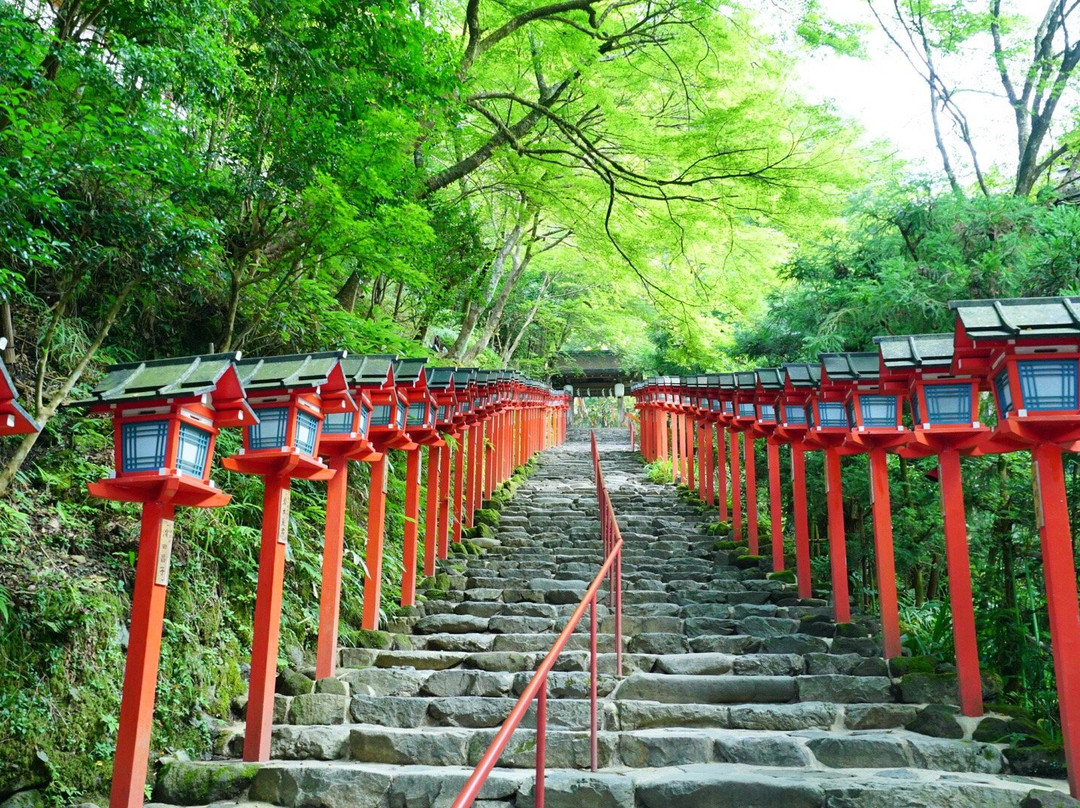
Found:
[448,221,524,359]
[448,299,481,361]
[0,281,136,498]
[501,274,550,365]
[336,270,362,312]
[462,243,534,363]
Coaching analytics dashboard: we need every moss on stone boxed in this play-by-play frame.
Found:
[351,629,394,650]
[733,554,764,569]
[152,761,261,805]
[473,508,500,527]
[888,655,939,677]
[767,569,797,584]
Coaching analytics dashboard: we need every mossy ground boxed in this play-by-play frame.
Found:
[0,413,543,804]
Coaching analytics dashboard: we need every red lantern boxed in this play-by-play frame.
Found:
[77,353,253,808]
[951,296,1080,797]
[875,332,987,718]
[224,351,352,763]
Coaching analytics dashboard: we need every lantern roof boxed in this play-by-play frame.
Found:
[454,368,478,390]
[734,371,758,389]
[74,352,249,409]
[874,333,954,369]
[950,296,1080,340]
[236,351,349,394]
[345,354,396,388]
[717,373,736,390]
[393,357,427,386]
[755,368,784,389]
[782,363,821,387]
[819,352,880,382]
[426,367,455,391]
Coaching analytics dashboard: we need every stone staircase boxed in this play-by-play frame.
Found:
[149,429,1075,808]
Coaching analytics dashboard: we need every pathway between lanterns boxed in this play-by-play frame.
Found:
[147,428,1074,808]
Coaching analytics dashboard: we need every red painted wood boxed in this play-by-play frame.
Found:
[704,423,715,506]
[868,448,901,659]
[670,413,680,483]
[109,501,175,808]
[244,475,291,761]
[744,432,758,554]
[791,445,812,600]
[730,430,741,540]
[452,434,466,543]
[424,445,441,577]
[315,456,348,679]
[767,440,783,572]
[400,448,422,607]
[1032,443,1080,797]
[717,426,729,522]
[824,447,851,623]
[361,455,387,630]
[484,416,495,499]
[466,421,481,527]
[938,449,983,717]
[685,416,695,490]
[659,413,668,463]
[439,440,453,557]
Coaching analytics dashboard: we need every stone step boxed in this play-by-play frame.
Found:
[221,723,1005,774]
[334,648,889,679]
[613,672,896,704]
[271,694,925,733]
[152,432,1077,808]
[149,759,1076,808]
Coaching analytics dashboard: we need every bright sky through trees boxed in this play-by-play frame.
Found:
[789,1,1070,185]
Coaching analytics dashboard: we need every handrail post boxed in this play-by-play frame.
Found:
[590,593,599,773]
[615,549,623,677]
[536,676,548,808]
[451,429,625,808]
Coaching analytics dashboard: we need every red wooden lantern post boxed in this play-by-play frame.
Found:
[875,332,988,717]
[635,380,656,461]
[224,352,352,762]
[718,374,740,534]
[78,354,248,808]
[678,378,695,490]
[395,358,439,607]
[356,356,417,630]
[657,377,674,481]
[465,373,488,528]
[701,375,724,507]
[688,376,708,499]
[732,372,761,552]
[951,296,1080,795]
[803,362,855,624]
[426,368,457,572]
[823,351,909,659]
[752,369,785,572]
[711,377,732,524]
[313,359,377,680]
[776,363,820,599]
[452,370,477,543]
[657,379,671,465]
[639,381,656,461]
[645,381,660,462]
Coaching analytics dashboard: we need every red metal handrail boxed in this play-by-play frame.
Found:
[451,430,623,808]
